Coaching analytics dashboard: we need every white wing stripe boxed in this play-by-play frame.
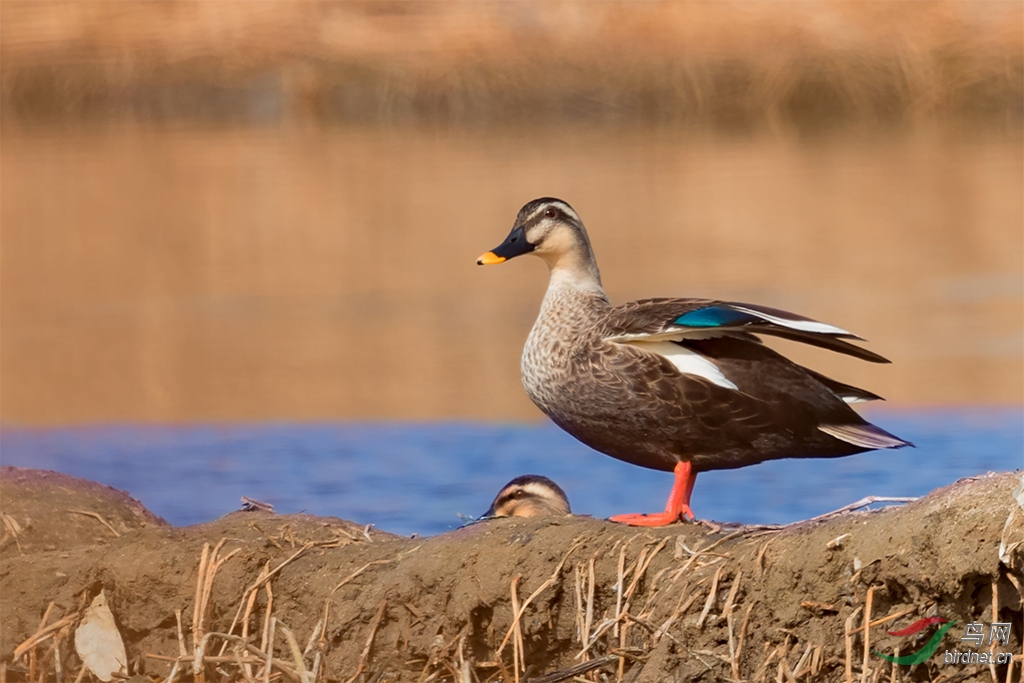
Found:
[626,341,739,390]
[731,306,852,336]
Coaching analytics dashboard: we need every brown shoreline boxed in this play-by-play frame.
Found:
[2,466,1021,681]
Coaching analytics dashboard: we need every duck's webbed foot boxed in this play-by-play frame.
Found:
[609,461,697,527]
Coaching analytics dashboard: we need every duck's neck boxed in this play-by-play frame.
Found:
[538,252,610,322]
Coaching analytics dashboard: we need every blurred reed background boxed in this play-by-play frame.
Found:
[1,1,1021,126]
[2,0,1022,425]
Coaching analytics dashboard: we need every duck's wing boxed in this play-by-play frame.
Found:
[600,298,889,364]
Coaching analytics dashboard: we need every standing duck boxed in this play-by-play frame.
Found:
[477,198,911,527]
[482,475,572,519]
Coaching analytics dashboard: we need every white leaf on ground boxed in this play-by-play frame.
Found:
[74,590,127,682]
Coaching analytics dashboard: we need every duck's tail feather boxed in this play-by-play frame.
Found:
[801,367,885,403]
[819,423,913,450]
[756,327,891,364]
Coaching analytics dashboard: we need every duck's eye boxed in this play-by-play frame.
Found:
[513,489,525,498]
[544,208,557,218]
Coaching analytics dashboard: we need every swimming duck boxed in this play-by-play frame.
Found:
[477,198,912,527]
[482,474,572,519]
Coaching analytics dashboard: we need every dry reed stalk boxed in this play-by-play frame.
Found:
[623,539,669,607]
[344,600,387,683]
[1007,656,1022,683]
[800,601,838,612]
[735,602,755,680]
[263,617,276,683]
[654,582,700,642]
[277,621,311,683]
[52,630,64,683]
[860,586,875,683]
[613,544,628,640]
[175,609,187,658]
[187,632,303,682]
[778,634,794,683]
[12,614,76,661]
[148,653,269,664]
[844,606,864,683]
[792,643,813,679]
[990,578,999,683]
[753,646,777,683]
[222,543,315,653]
[727,607,738,680]
[507,574,524,682]
[846,606,917,636]
[1,512,25,555]
[234,563,271,672]
[67,509,121,537]
[573,564,585,654]
[193,543,211,652]
[721,571,743,622]
[524,654,619,683]
[457,632,469,683]
[260,581,274,662]
[499,541,583,659]
[637,566,673,618]
[329,547,421,597]
[584,557,595,656]
[696,565,724,629]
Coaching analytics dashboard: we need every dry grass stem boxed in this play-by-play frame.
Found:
[696,565,724,629]
[585,557,593,659]
[844,606,864,683]
[12,614,76,661]
[792,643,813,678]
[756,540,773,575]
[847,605,918,636]
[263,617,276,683]
[655,584,701,642]
[342,600,387,683]
[753,646,777,683]
[500,541,583,658]
[721,571,743,622]
[801,601,838,613]
[67,509,121,537]
[861,585,874,683]
[277,621,311,683]
[524,654,618,683]
[510,575,525,681]
[614,544,627,640]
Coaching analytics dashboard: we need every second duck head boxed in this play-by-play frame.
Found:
[482,474,572,519]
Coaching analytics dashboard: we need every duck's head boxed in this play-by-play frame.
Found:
[481,474,572,519]
[477,198,598,277]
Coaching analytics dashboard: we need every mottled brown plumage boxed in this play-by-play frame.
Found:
[478,198,911,525]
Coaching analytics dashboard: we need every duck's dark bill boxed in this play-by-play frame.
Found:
[477,251,506,265]
[477,226,536,265]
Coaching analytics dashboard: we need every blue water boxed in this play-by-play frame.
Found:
[1,410,1020,537]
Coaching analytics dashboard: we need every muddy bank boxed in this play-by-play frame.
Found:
[1,466,1022,682]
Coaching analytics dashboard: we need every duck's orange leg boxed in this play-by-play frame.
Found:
[609,461,697,527]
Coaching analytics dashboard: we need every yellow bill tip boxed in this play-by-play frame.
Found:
[477,251,506,265]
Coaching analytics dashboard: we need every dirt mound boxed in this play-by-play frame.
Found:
[2,466,1021,682]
